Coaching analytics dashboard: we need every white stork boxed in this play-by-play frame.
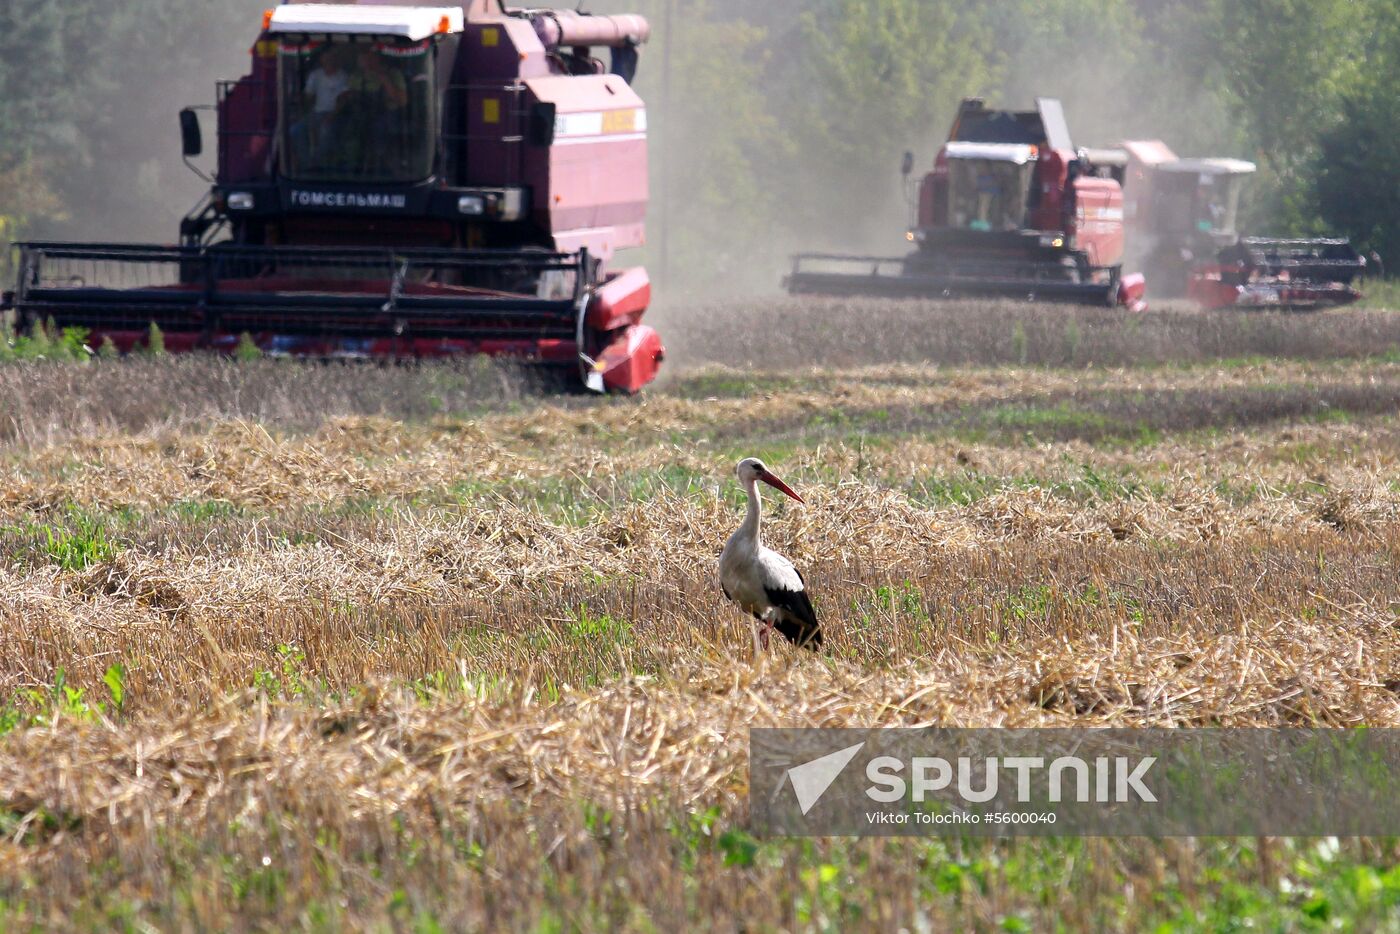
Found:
[719,458,823,651]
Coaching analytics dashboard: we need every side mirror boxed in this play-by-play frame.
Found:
[529,101,557,147]
[901,150,914,177]
[180,108,203,158]
[610,43,640,84]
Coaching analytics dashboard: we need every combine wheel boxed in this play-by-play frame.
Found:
[1105,266,1122,308]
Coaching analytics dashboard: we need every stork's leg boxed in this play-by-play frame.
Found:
[751,613,773,658]
[756,613,778,649]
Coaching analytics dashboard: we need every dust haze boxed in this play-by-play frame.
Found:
[591,0,1241,323]
[39,0,1235,316]
[32,1,269,247]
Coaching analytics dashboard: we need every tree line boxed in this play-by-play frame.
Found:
[616,0,1399,292]
[0,0,1394,292]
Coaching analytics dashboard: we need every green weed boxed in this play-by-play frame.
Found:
[253,644,311,698]
[568,606,633,646]
[234,332,262,361]
[2,664,129,731]
[40,512,117,571]
[0,319,91,362]
[144,322,166,356]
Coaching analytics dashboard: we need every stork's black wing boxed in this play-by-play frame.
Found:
[765,569,822,650]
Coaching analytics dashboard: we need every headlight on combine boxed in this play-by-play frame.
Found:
[227,192,255,211]
[458,195,486,216]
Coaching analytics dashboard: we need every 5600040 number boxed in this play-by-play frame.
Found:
[981,811,1058,825]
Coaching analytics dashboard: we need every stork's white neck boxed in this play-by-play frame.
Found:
[738,476,763,549]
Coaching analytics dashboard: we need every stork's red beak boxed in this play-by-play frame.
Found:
[759,470,804,504]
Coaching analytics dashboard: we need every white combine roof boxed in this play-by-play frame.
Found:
[944,141,1037,165]
[268,5,465,39]
[1122,139,1179,167]
[1161,157,1257,177]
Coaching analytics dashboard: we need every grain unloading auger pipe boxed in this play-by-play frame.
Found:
[531,11,651,47]
[785,253,1125,306]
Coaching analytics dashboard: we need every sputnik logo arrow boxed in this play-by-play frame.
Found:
[786,742,866,816]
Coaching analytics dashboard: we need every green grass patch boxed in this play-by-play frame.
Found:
[253,644,315,699]
[1210,355,1280,370]
[567,605,633,646]
[2,508,120,570]
[3,823,1398,930]
[1358,278,1400,311]
[672,371,807,400]
[42,517,116,570]
[908,464,1162,508]
[0,318,93,363]
[0,664,127,735]
[985,402,1119,439]
[448,465,714,525]
[169,499,246,522]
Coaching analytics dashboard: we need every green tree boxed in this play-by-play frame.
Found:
[38,0,266,244]
[779,0,997,250]
[1313,4,1400,270]
[985,0,1144,143]
[0,0,72,272]
[662,1,790,293]
[1205,0,1368,233]
[0,0,69,165]
[1,0,1393,297]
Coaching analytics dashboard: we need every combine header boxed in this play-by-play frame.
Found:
[787,98,1146,309]
[5,1,664,391]
[1116,140,1366,310]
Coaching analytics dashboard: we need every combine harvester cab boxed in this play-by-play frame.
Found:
[7,1,663,392]
[786,98,1147,310]
[1117,140,1366,311]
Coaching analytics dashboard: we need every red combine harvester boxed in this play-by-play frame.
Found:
[1116,140,1366,310]
[786,98,1147,309]
[4,1,663,392]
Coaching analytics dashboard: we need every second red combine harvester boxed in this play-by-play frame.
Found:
[787,98,1147,310]
[1110,140,1366,310]
[5,1,664,392]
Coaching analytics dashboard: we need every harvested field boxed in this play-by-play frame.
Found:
[658,296,1400,369]
[3,299,1400,930]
